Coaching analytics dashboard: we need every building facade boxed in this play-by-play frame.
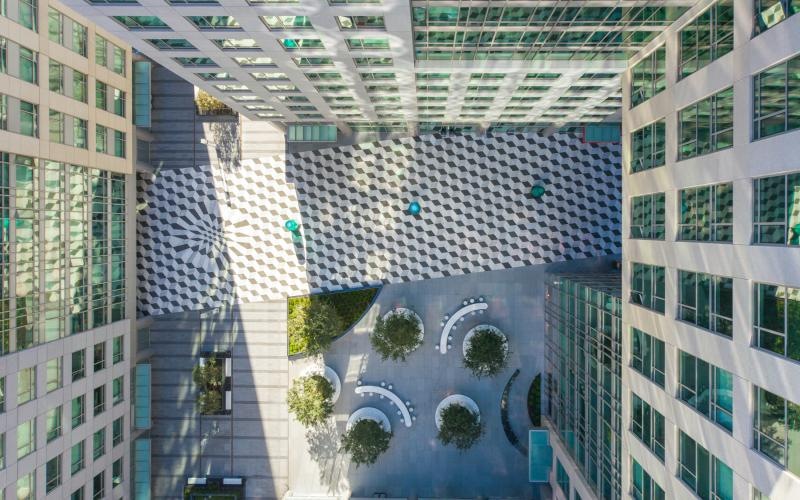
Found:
[0,0,137,498]
[61,0,702,133]
[622,0,800,499]
[545,272,622,500]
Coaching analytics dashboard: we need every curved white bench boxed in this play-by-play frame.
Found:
[346,407,391,433]
[439,302,488,353]
[355,385,412,427]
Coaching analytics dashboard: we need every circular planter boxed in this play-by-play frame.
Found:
[435,394,480,430]
[382,307,425,343]
[346,407,391,433]
[462,324,508,357]
[303,365,341,404]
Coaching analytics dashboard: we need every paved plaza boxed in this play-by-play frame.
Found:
[287,258,613,498]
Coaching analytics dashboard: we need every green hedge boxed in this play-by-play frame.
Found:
[288,287,379,356]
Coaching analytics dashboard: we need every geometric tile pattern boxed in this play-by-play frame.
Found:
[137,132,621,316]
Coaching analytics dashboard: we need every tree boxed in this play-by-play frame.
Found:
[464,328,509,378]
[195,90,232,115]
[340,419,392,467]
[288,297,344,356]
[193,356,224,414]
[437,403,484,450]
[370,311,423,361]
[287,375,334,427]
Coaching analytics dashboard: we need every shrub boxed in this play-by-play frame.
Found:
[528,373,542,427]
[437,404,484,450]
[195,90,232,115]
[288,297,344,356]
[340,419,392,467]
[287,288,378,356]
[287,375,334,427]
[464,327,508,378]
[192,356,224,414]
[370,310,422,361]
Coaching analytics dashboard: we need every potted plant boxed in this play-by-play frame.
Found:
[463,326,509,378]
[193,356,225,414]
[370,308,423,361]
[287,374,334,427]
[437,402,484,450]
[340,419,392,467]
[288,297,344,356]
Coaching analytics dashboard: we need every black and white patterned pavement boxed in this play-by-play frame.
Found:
[137,132,621,316]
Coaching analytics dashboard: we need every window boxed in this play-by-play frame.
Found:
[17,419,35,458]
[72,349,85,381]
[74,117,87,149]
[71,487,84,500]
[233,57,274,67]
[186,15,240,30]
[96,125,108,154]
[630,193,665,239]
[678,182,733,242]
[0,432,4,468]
[212,38,259,50]
[49,10,88,56]
[261,15,312,29]
[73,70,87,102]
[46,357,62,392]
[95,80,107,110]
[0,377,4,412]
[630,46,665,107]
[93,428,105,459]
[354,57,392,66]
[49,60,64,93]
[679,0,733,79]
[336,15,385,29]
[19,46,37,84]
[72,394,85,428]
[678,87,733,160]
[279,38,324,50]
[630,120,665,173]
[17,472,35,500]
[113,46,126,75]
[630,262,665,313]
[345,38,390,50]
[631,328,665,387]
[754,282,800,361]
[113,416,124,445]
[46,406,62,442]
[17,0,37,31]
[113,15,170,30]
[113,336,124,363]
[46,455,62,492]
[70,441,84,475]
[94,341,105,371]
[93,384,105,415]
[112,457,123,486]
[93,471,105,500]
[49,110,64,144]
[110,377,123,406]
[112,89,126,116]
[677,270,733,336]
[19,100,38,137]
[17,366,35,404]
[753,173,800,245]
[753,385,800,477]
[631,458,665,500]
[114,130,126,158]
[678,350,734,432]
[755,0,799,34]
[753,53,800,140]
[630,393,665,460]
[678,431,733,500]
[556,459,570,497]
[95,36,107,66]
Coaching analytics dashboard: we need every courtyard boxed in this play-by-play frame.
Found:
[286,259,611,498]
